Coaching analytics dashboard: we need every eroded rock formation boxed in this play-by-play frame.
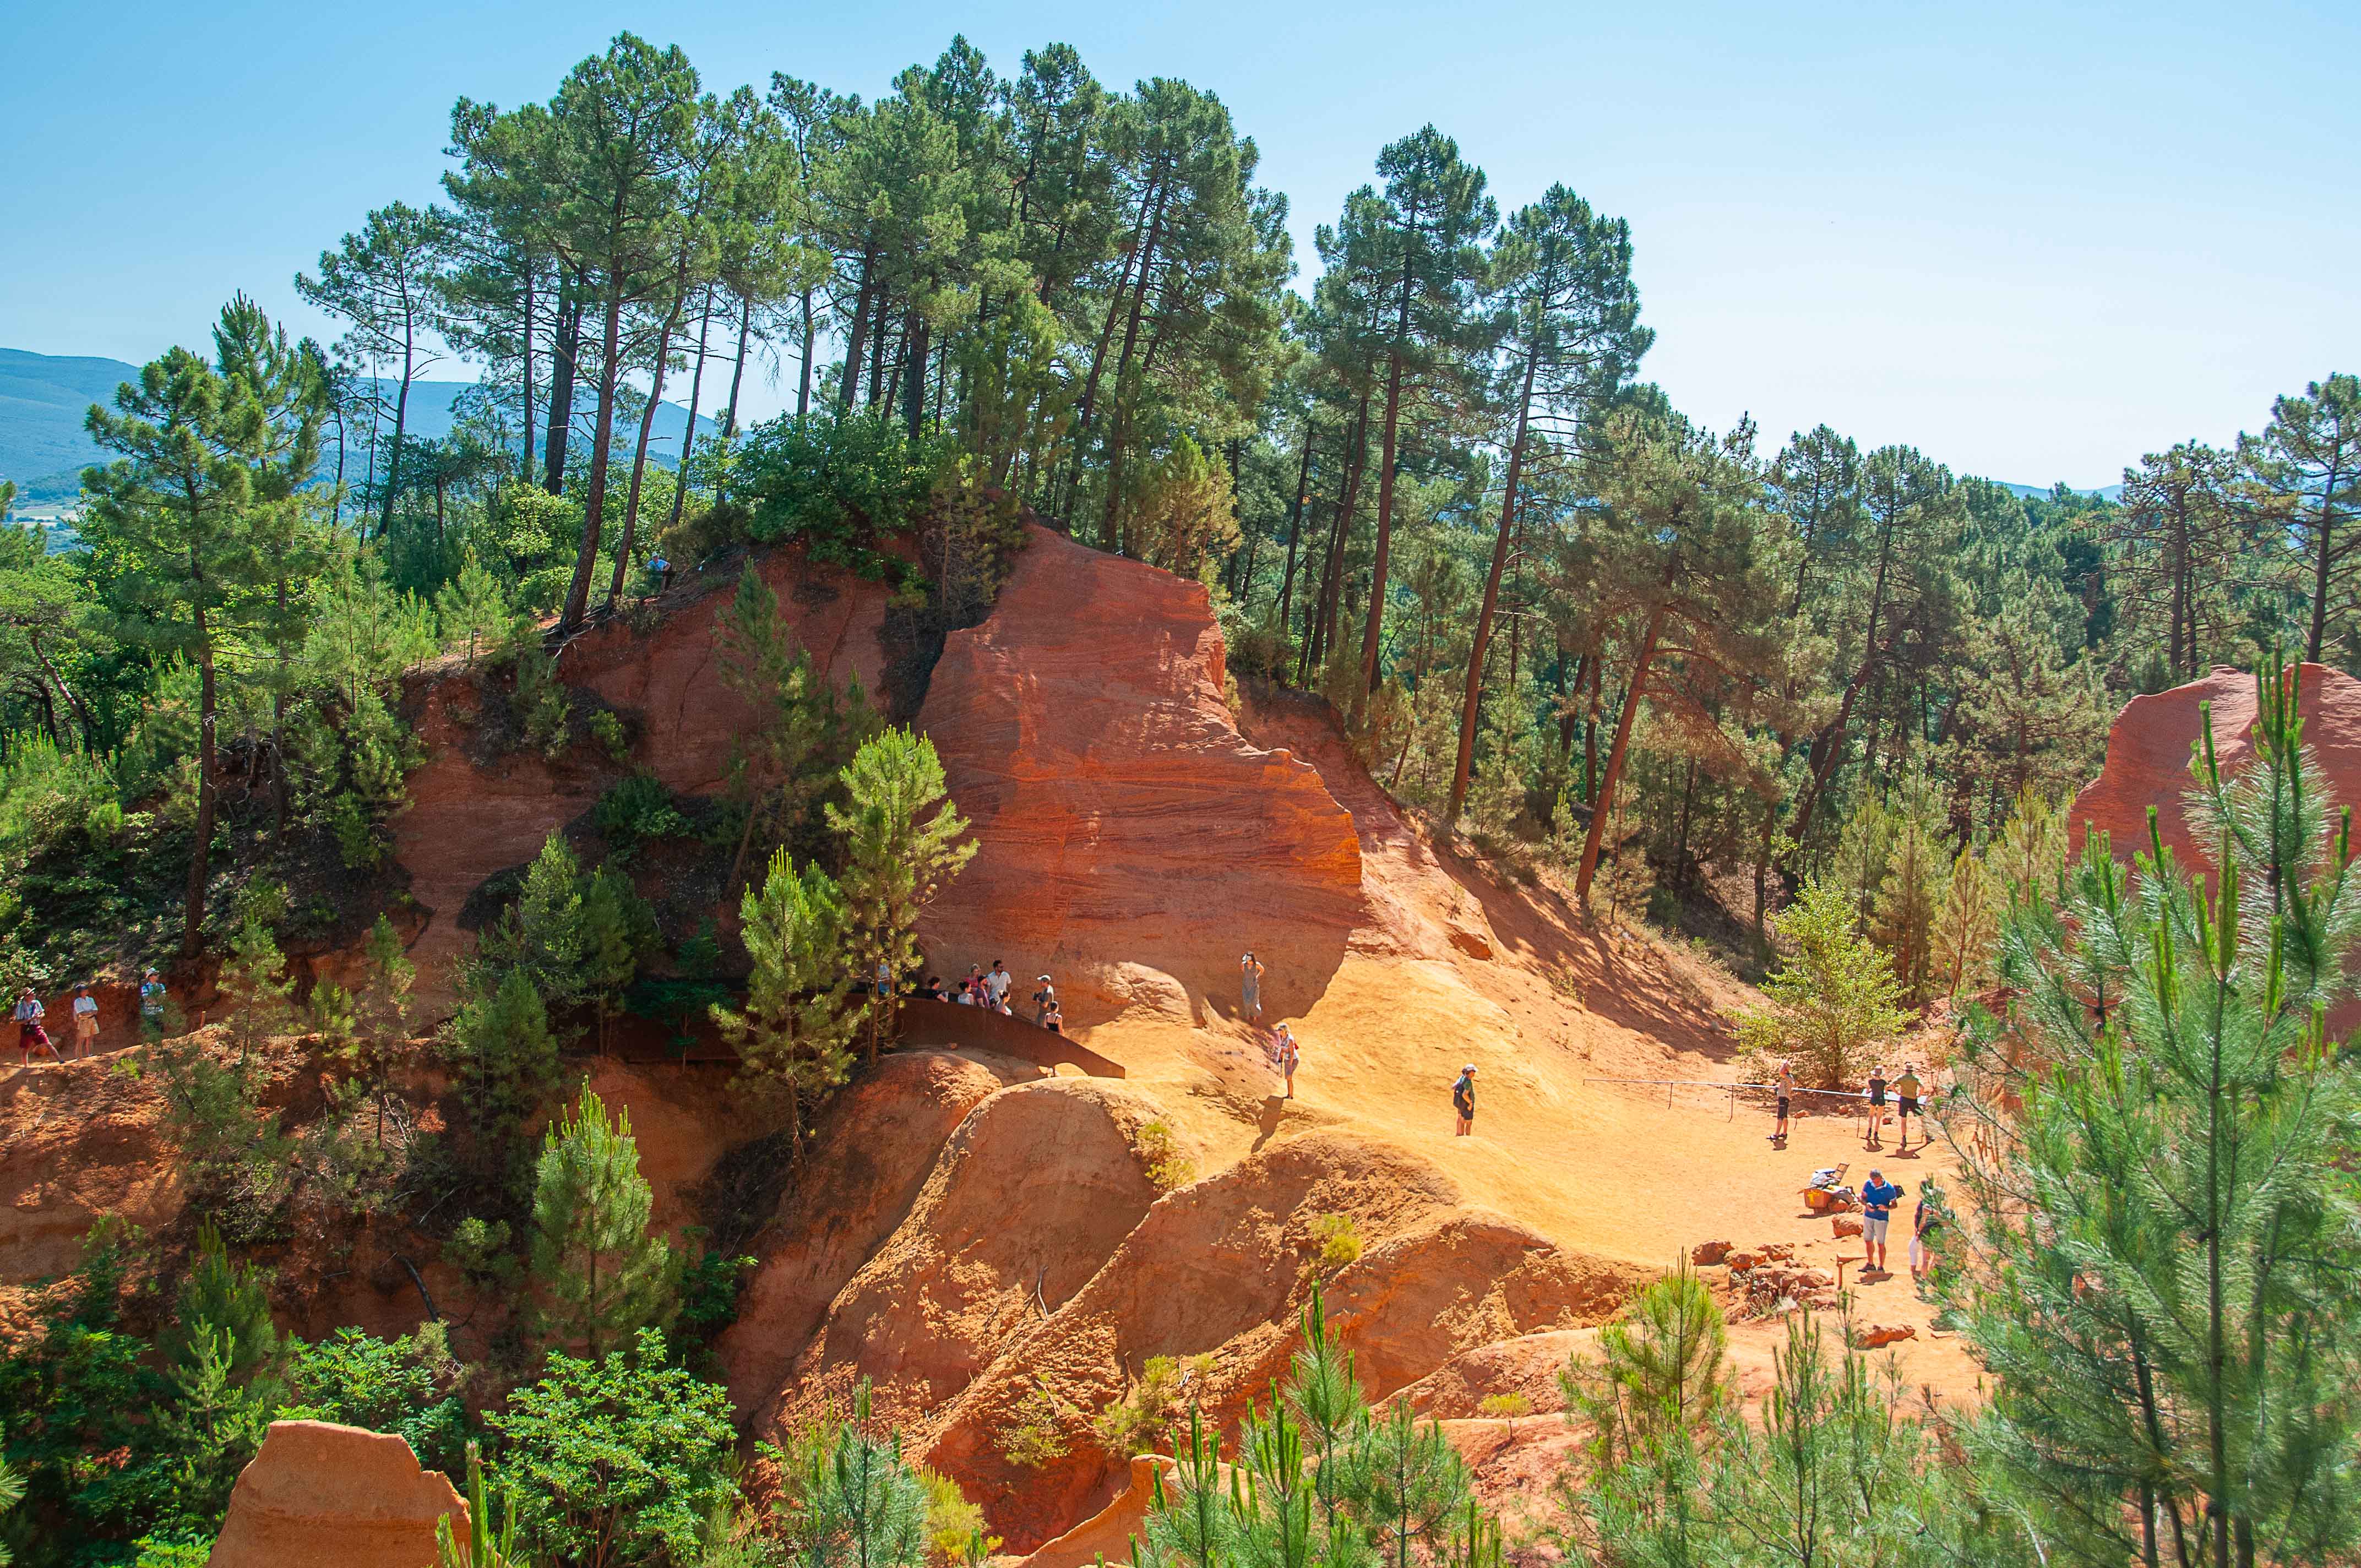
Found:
[206,1420,463,1568]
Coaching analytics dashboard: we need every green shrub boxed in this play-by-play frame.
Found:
[737,407,950,580]
[594,772,690,859]
[1002,1379,1073,1471]
[279,1326,470,1476]
[1132,1120,1195,1191]
[1309,1211,1363,1274]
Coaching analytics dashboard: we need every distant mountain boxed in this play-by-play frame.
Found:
[1,346,717,505]
[1996,480,2124,503]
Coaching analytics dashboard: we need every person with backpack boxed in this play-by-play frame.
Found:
[1911,1182,1943,1281]
[1451,1064,1477,1136]
[1031,975,1057,1026]
[1859,1168,1903,1276]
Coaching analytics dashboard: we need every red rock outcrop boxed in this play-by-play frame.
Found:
[1324,1212,1645,1402]
[917,525,1362,1024]
[2069,662,2361,868]
[779,1078,1166,1429]
[719,1050,1030,1420]
[562,549,895,796]
[206,1420,463,1568]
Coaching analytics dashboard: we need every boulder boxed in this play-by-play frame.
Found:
[1725,1250,1759,1271]
[1832,1215,1863,1239]
[207,1420,463,1568]
[1853,1322,1918,1349]
[1690,1240,1733,1266]
[1794,1268,1834,1289]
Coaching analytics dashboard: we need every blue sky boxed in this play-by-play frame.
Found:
[5,0,2356,487]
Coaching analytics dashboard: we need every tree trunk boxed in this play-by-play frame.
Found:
[797,287,815,418]
[1066,179,1162,521]
[184,617,218,959]
[837,246,877,409]
[610,307,682,608]
[379,325,415,540]
[1277,421,1314,646]
[2309,508,2332,663]
[1783,509,1901,864]
[904,311,931,440]
[1447,340,1539,820]
[669,285,716,534]
[1091,182,1172,545]
[543,286,583,496]
[521,260,538,481]
[726,291,757,437]
[1575,609,1665,905]
[561,284,625,636]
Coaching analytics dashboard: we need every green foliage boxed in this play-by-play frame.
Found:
[588,708,630,765]
[713,850,857,1157]
[160,1224,280,1384]
[1561,1265,1728,1470]
[436,557,526,668]
[488,1329,738,1568]
[761,1381,931,1568]
[738,407,949,580]
[1131,1120,1194,1191]
[1736,880,1912,1088]
[1093,1354,1214,1458]
[1137,1282,1494,1568]
[1946,658,2361,1568]
[511,639,572,760]
[528,1084,677,1359]
[443,966,558,1161]
[1000,1380,1074,1472]
[1308,1212,1363,1275]
[714,568,879,891]
[437,1443,524,1568]
[595,771,692,861]
[825,728,975,1061]
[280,1326,471,1477]
[478,833,590,1005]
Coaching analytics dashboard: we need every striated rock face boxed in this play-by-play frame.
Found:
[562,551,895,796]
[2069,662,2361,868]
[917,525,1363,1023]
[717,1050,1030,1421]
[206,1420,463,1568]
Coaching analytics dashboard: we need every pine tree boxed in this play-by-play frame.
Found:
[529,1084,676,1359]
[1947,657,2361,1568]
[480,832,589,1005]
[434,557,524,668]
[159,1222,281,1382]
[443,966,558,1158]
[578,864,655,1050]
[1737,880,1911,1087]
[2240,375,2361,665]
[1930,843,1997,1000]
[1870,798,1946,1006]
[715,568,879,891]
[1563,1266,1730,1469]
[825,729,976,1063]
[712,850,857,1162]
[219,907,295,1068]
[81,298,323,955]
[765,1381,931,1568]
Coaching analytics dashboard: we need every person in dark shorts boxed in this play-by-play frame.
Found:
[1892,1064,1924,1151]
[1031,975,1057,1026]
[1452,1064,1477,1136]
[1864,1061,1887,1149]
[1771,1059,1794,1142]
[1911,1183,1941,1280]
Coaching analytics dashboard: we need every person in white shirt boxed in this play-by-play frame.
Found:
[70,984,99,1058]
[984,961,1013,1009]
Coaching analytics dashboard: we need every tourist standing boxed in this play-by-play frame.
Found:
[13,988,53,1067]
[1031,975,1057,1026]
[1771,1060,1794,1144]
[1272,1022,1299,1099]
[140,969,166,1038]
[70,984,99,1058]
[1864,1061,1887,1148]
[986,961,1012,1011]
[1452,1064,1477,1136]
[1859,1168,1902,1276]
[1892,1063,1923,1152]
[1911,1183,1941,1281]
[1240,952,1264,1022]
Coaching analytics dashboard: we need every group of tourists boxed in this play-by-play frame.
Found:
[1766,1058,1930,1151]
[916,960,1063,1033]
[1238,952,1302,1101]
[1856,1167,1943,1281]
[13,981,108,1067]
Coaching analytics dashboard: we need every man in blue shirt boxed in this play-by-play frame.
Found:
[1859,1169,1903,1276]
